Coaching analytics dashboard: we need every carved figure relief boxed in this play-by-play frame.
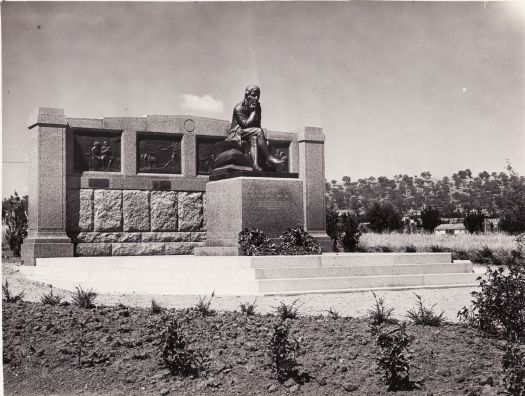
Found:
[74,131,121,172]
[137,136,182,174]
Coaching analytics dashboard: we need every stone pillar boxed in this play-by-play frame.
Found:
[21,108,74,266]
[121,130,137,175]
[298,127,332,252]
[181,132,197,177]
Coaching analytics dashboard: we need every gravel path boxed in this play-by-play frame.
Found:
[3,259,485,322]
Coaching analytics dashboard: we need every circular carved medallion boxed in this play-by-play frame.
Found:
[184,119,195,133]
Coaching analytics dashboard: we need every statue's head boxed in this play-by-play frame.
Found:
[244,85,260,110]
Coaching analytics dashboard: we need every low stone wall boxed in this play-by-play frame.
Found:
[68,189,205,256]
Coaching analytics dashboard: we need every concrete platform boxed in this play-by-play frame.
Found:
[18,252,479,296]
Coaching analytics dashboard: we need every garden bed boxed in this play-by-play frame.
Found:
[3,300,505,395]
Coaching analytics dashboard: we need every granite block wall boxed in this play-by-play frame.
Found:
[68,189,205,256]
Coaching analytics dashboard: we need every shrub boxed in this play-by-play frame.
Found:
[367,292,396,326]
[238,228,278,256]
[452,249,470,261]
[239,299,257,316]
[430,245,449,253]
[376,323,417,391]
[340,213,361,252]
[421,206,441,233]
[406,293,445,326]
[162,316,204,377]
[150,299,164,314]
[194,291,215,316]
[279,225,321,255]
[366,202,403,233]
[326,208,340,252]
[458,261,525,339]
[473,246,496,265]
[40,286,63,306]
[267,321,306,383]
[274,299,302,320]
[1,192,28,257]
[2,279,24,303]
[502,342,525,395]
[71,286,97,309]
[404,244,417,253]
[464,210,485,234]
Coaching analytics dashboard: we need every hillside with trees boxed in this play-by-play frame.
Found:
[326,165,525,234]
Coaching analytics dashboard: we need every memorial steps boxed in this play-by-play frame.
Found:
[19,252,479,296]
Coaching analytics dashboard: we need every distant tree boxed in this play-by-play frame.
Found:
[463,210,485,234]
[421,206,441,232]
[2,192,28,256]
[366,202,403,233]
[499,163,525,234]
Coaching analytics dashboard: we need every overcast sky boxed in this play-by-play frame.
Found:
[2,1,524,197]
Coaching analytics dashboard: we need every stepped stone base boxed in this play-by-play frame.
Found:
[20,252,479,295]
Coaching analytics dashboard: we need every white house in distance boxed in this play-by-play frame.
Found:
[434,223,467,235]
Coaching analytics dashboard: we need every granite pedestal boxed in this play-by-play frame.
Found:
[194,177,304,256]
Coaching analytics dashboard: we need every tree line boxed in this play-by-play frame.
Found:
[326,164,525,235]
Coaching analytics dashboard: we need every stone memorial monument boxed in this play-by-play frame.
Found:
[19,91,477,295]
[21,87,331,265]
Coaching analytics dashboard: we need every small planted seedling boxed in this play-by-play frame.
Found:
[150,299,164,314]
[2,279,24,303]
[367,292,397,327]
[239,299,257,316]
[40,285,63,306]
[326,307,340,319]
[274,299,302,320]
[194,290,215,316]
[71,286,97,309]
[406,293,445,326]
[162,316,204,377]
[376,322,418,391]
[267,321,309,383]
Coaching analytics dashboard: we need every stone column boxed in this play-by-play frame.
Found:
[21,108,74,265]
[121,130,137,175]
[298,127,332,252]
[181,132,197,177]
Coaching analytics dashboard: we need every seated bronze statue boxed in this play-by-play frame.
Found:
[226,85,285,172]
[210,85,286,174]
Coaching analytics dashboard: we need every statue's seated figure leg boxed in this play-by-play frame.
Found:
[240,127,284,172]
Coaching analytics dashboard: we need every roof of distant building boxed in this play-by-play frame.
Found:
[435,223,466,230]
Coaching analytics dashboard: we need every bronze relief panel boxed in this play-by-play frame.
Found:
[73,130,122,172]
[137,134,182,174]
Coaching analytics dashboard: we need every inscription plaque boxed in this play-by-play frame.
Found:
[152,180,171,190]
[73,130,121,172]
[88,178,110,188]
[137,135,182,174]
